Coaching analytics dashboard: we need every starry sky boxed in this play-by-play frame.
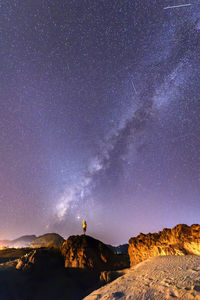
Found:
[1,0,200,245]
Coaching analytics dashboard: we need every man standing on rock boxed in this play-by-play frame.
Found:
[83,220,87,235]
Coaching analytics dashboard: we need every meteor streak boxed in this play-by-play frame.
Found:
[164,3,191,9]
[131,79,137,95]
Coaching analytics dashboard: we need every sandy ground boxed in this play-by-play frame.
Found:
[84,255,200,300]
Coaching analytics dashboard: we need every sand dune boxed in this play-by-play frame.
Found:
[84,255,200,299]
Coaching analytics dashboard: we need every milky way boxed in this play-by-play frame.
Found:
[1,0,200,244]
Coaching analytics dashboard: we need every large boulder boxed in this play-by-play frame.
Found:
[128,224,200,266]
[61,235,129,271]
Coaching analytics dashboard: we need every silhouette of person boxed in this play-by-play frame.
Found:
[83,220,87,235]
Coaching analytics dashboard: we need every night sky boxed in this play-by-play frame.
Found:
[1,0,200,245]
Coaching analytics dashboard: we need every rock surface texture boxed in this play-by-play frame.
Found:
[129,224,200,266]
[61,235,129,271]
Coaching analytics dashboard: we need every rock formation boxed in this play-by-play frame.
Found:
[129,224,200,266]
[99,269,126,284]
[16,248,64,271]
[61,235,129,271]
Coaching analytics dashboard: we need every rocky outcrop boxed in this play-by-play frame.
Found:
[61,235,129,271]
[100,269,127,284]
[129,224,200,266]
[16,250,37,271]
[16,248,64,271]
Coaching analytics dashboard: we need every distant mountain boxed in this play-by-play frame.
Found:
[0,235,37,248]
[107,244,128,255]
[31,233,65,248]
[0,233,65,249]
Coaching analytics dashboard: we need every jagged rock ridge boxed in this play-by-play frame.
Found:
[128,224,200,266]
